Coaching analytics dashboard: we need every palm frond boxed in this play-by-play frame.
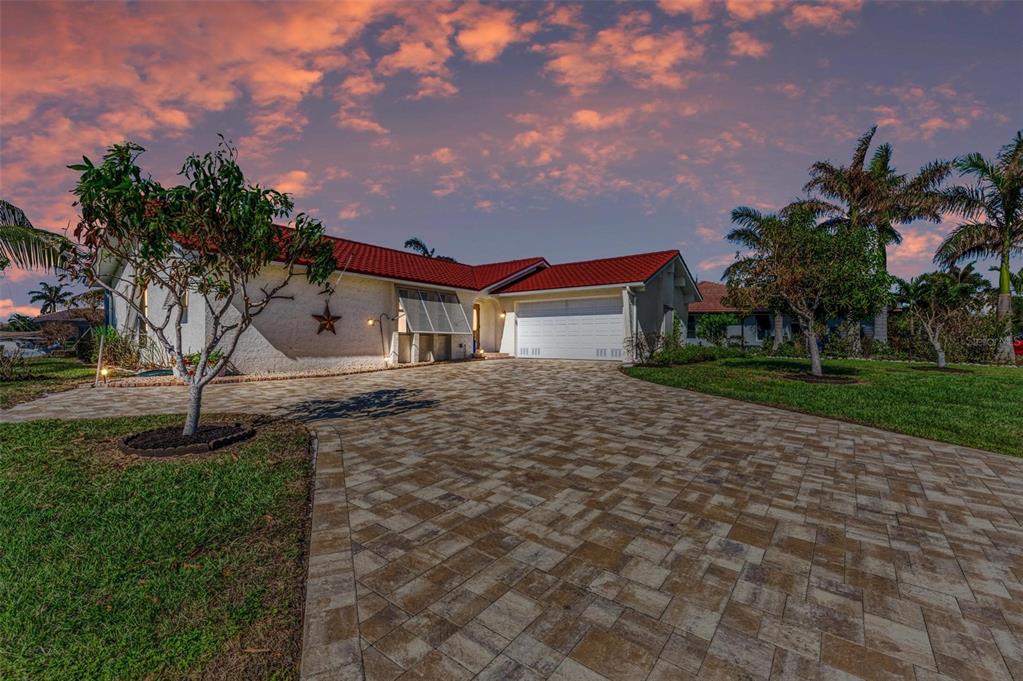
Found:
[933,221,1000,266]
[956,152,999,182]
[851,126,878,169]
[0,224,68,271]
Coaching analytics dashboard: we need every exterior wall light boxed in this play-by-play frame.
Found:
[499,312,506,318]
[367,319,375,326]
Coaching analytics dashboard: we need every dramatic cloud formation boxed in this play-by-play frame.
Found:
[0,0,1018,312]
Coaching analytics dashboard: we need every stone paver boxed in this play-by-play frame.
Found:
[4,359,1023,680]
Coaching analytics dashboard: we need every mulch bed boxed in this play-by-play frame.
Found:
[121,423,255,457]
[783,372,860,385]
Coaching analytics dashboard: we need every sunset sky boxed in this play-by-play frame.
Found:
[1,0,1020,317]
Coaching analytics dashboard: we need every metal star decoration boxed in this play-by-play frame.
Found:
[312,302,341,334]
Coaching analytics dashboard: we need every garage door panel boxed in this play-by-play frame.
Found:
[516,297,624,360]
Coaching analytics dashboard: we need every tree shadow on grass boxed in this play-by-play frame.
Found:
[286,388,438,421]
[719,357,862,376]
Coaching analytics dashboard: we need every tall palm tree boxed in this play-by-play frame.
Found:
[791,126,952,343]
[936,131,1022,360]
[404,236,457,262]
[28,281,72,314]
[0,200,69,271]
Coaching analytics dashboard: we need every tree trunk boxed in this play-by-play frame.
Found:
[873,307,888,345]
[773,312,784,350]
[930,339,946,368]
[806,329,823,376]
[995,254,1014,362]
[183,383,203,436]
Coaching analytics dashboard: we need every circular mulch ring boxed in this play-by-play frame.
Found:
[783,372,859,385]
[120,423,255,457]
[908,365,971,374]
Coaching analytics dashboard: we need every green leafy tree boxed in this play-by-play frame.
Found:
[695,313,737,347]
[0,200,71,272]
[895,264,989,368]
[793,126,951,343]
[28,281,72,314]
[5,313,37,331]
[725,205,890,376]
[936,131,1022,360]
[66,139,336,436]
[404,236,457,262]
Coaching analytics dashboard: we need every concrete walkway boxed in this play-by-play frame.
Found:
[3,360,1022,680]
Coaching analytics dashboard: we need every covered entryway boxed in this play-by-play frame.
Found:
[516,297,624,360]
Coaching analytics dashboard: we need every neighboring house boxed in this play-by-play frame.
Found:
[33,308,103,341]
[104,234,702,374]
[686,282,793,347]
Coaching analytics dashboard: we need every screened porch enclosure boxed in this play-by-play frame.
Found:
[395,287,472,363]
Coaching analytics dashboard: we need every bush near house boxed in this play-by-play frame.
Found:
[0,415,311,680]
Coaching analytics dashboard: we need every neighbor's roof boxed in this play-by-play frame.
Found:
[494,250,680,294]
[33,308,102,323]
[688,282,739,313]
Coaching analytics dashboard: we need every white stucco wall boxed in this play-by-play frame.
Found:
[223,268,396,374]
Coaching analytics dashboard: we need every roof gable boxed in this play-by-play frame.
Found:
[493,250,680,294]
[688,282,738,313]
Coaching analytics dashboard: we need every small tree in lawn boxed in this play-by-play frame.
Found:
[725,205,890,377]
[895,264,989,368]
[67,140,336,436]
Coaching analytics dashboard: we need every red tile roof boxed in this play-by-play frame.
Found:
[687,282,738,313]
[471,258,549,289]
[289,228,685,294]
[327,234,544,290]
[494,250,680,294]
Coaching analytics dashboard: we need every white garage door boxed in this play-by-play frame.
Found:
[516,297,625,360]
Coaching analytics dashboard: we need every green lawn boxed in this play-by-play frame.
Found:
[0,415,311,680]
[0,357,98,409]
[626,357,1023,457]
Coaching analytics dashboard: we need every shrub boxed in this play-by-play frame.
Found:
[763,340,806,358]
[696,314,737,347]
[91,326,167,370]
[0,346,27,381]
[643,344,746,366]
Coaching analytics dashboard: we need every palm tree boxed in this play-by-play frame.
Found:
[28,281,72,314]
[0,200,69,272]
[404,237,457,262]
[936,131,1022,360]
[725,206,788,349]
[792,126,952,343]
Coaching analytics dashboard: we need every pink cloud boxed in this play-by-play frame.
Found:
[542,11,704,95]
[784,0,862,32]
[729,31,771,58]
[697,252,737,274]
[726,0,790,22]
[0,298,40,318]
[887,224,946,277]
[337,203,364,221]
[658,0,715,22]
[265,169,321,197]
[570,108,633,130]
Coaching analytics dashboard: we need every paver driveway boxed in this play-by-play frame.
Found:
[3,360,1023,680]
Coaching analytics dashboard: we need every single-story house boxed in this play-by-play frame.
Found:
[687,282,793,347]
[34,308,103,341]
[105,234,702,374]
